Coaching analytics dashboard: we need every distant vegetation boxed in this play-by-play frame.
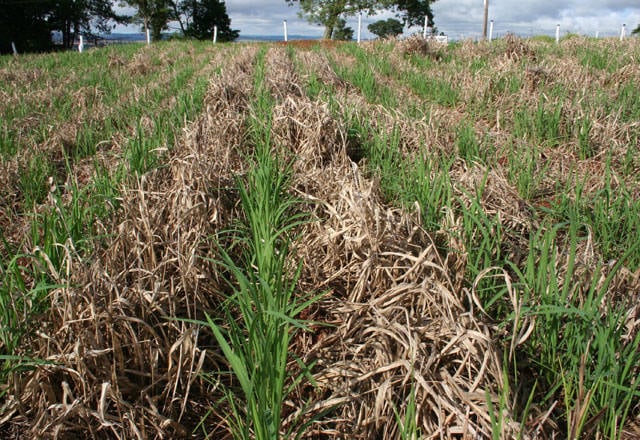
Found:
[368,18,404,38]
[0,0,237,54]
[287,0,437,39]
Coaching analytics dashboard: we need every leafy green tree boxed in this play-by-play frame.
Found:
[125,0,173,41]
[332,18,353,40]
[393,0,435,28]
[368,18,403,38]
[287,0,436,39]
[0,0,53,53]
[0,0,125,53]
[50,0,126,49]
[178,0,239,41]
[633,24,640,35]
[287,0,378,39]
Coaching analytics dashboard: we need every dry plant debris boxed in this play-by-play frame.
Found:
[1,36,639,440]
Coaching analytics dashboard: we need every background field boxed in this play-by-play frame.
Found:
[0,36,639,439]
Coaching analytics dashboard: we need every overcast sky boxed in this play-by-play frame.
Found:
[117,1,640,40]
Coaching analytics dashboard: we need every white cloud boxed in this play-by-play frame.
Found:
[113,1,640,39]
[432,0,640,39]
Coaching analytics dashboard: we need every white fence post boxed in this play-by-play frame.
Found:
[213,25,218,43]
[555,24,560,43]
[620,24,626,41]
[11,41,18,55]
[423,16,428,38]
[595,30,599,38]
[357,12,362,43]
[146,28,151,45]
[482,0,489,39]
[78,35,84,53]
[489,20,494,41]
[283,20,288,42]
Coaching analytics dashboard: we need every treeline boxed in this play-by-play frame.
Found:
[0,0,237,54]
[289,0,437,40]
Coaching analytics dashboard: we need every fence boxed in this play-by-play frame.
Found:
[8,16,636,55]
[437,19,635,42]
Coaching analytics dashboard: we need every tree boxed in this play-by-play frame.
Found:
[0,0,53,53]
[127,0,239,42]
[393,0,435,28]
[287,0,379,39]
[125,0,173,41]
[49,0,126,49]
[287,0,437,40]
[633,24,640,35]
[0,0,125,53]
[332,18,353,40]
[177,0,238,41]
[368,18,403,38]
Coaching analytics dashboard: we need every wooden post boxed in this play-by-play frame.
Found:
[283,20,288,42]
[489,20,494,41]
[213,25,218,43]
[11,41,17,55]
[78,35,84,52]
[357,12,362,43]
[423,15,428,38]
[555,24,560,43]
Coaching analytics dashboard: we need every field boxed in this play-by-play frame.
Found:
[0,36,639,439]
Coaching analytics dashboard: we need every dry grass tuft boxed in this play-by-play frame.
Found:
[396,35,433,57]
[503,33,536,62]
[287,109,515,439]
[296,50,348,92]
[127,50,155,76]
[265,47,304,99]
[454,164,534,261]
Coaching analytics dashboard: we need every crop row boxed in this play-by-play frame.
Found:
[295,36,640,438]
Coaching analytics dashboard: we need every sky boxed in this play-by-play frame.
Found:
[116,1,640,40]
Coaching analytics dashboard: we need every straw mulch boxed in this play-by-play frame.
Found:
[266,46,518,438]
[4,39,639,440]
[2,46,257,439]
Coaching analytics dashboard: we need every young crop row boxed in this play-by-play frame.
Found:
[0,41,225,386]
[0,41,323,439]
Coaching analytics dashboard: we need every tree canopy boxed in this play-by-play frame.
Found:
[124,0,173,41]
[332,18,354,40]
[393,0,435,28]
[633,24,640,35]
[126,0,238,41]
[368,18,403,38]
[0,0,237,53]
[176,0,239,41]
[287,0,436,39]
[0,0,125,53]
[52,0,125,48]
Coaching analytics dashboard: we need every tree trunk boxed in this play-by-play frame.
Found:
[323,25,333,39]
[169,0,185,34]
[63,20,71,49]
[72,20,79,49]
[323,1,345,40]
